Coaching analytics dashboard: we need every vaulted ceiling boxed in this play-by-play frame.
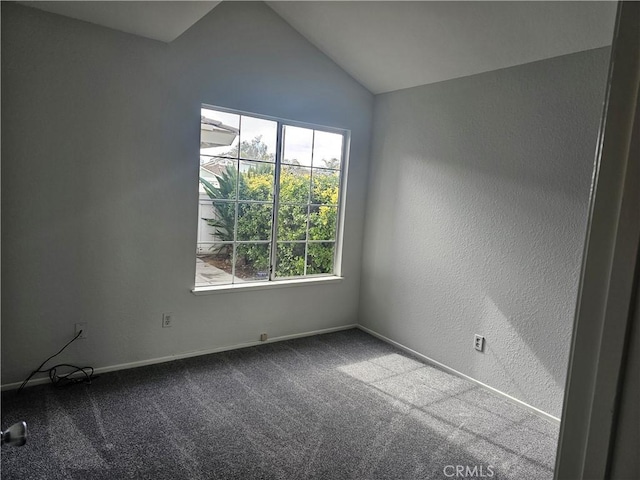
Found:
[267,1,617,94]
[17,1,617,94]
[15,1,221,42]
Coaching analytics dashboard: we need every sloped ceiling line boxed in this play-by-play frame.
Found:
[18,1,616,94]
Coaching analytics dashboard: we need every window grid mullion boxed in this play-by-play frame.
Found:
[269,122,284,280]
[304,204,309,276]
[276,240,335,245]
[199,240,273,245]
[198,105,347,287]
[332,134,349,276]
[231,157,240,283]
[304,131,316,276]
[205,199,274,205]
[199,154,238,161]
[278,202,339,207]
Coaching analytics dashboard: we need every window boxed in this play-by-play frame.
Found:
[195,105,347,288]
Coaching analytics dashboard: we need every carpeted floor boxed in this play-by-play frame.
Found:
[1,329,558,479]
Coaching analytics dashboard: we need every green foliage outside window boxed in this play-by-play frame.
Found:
[201,137,339,279]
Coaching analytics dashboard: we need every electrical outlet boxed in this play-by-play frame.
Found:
[260,333,268,341]
[75,322,87,339]
[474,334,485,352]
[162,313,173,328]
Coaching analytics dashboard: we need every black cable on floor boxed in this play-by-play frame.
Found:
[17,331,96,394]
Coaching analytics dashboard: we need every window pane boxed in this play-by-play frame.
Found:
[311,169,340,205]
[197,201,217,244]
[197,105,347,287]
[277,204,308,241]
[280,165,311,204]
[276,242,306,278]
[283,125,313,167]
[199,158,237,201]
[235,243,270,281]
[309,205,337,241]
[237,203,272,241]
[200,201,235,242]
[239,116,277,162]
[200,108,239,158]
[196,246,233,286]
[307,242,335,275]
[313,131,343,170]
[239,161,274,202]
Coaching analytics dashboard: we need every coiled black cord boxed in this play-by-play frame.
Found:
[17,331,96,394]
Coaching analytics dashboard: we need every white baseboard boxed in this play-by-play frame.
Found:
[1,324,358,391]
[2,322,562,425]
[357,325,561,425]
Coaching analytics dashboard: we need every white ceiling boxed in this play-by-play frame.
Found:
[267,1,618,94]
[17,1,220,43]
[18,1,617,94]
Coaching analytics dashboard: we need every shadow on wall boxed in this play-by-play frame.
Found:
[478,296,565,411]
[363,48,611,416]
[391,157,579,394]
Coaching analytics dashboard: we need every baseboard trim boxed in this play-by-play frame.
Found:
[1,324,359,391]
[3,322,562,425]
[357,325,561,425]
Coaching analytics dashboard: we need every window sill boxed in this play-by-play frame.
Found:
[191,276,343,295]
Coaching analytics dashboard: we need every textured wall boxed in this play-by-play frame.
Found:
[1,2,373,385]
[359,48,610,417]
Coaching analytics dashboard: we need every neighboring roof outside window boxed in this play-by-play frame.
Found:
[200,116,239,149]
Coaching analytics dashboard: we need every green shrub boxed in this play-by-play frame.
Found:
[200,139,339,277]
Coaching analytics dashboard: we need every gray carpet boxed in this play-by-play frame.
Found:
[1,329,558,479]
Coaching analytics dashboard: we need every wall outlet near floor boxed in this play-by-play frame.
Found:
[75,322,87,339]
[260,333,268,342]
[474,334,485,352]
[162,313,173,328]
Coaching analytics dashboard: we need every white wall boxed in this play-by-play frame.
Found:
[1,2,373,385]
[359,48,610,417]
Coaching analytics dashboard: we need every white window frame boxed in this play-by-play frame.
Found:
[193,104,350,294]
